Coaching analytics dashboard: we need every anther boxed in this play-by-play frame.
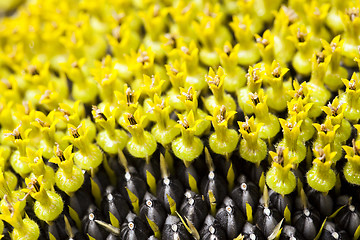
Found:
[126,87,134,105]
[127,113,137,126]
[92,106,107,121]
[55,143,66,162]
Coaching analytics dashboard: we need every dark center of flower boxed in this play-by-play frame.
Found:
[247,68,260,84]
[328,102,339,116]
[181,46,190,55]
[1,78,12,89]
[112,26,121,43]
[71,61,79,68]
[30,178,41,192]
[330,42,337,52]
[320,124,329,133]
[114,12,125,26]
[70,124,82,138]
[217,105,226,123]
[204,4,216,18]
[272,65,281,78]
[150,75,156,89]
[316,52,325,64]
[313,7,320,16]
[224,45,231,56]
[348,80,357,90]
[169,66,179,74]
[238,23,246,30]
[137,51,150,65]
[352,139,360,156]
[296,29,306,43]
[27,65,39,76]
[4,195,15,217]
[256,37,269,47]
[274,147,285,165]
[346,7,359,21]
[13,127,22,140]
[58,107,70,121]
[250,92,260,105]
[242,117,252,134]
[285,121,295,130]
[157,99,165,110]
[294,85,304,98]
[178,117,189,129]
[55,143,66,162]
[92,105,107,121]
[153,4,160,17]
[126,87,134,105]
[207,75,220,87]
[127,113,137,126]
[317,148,326,163]
[181,4,191,15]
[35,118,49,128]
[164,33,177,48]
[182,87,193,101]
[23,101,30,115]
[282,6,298,24]
[39,90,52,103]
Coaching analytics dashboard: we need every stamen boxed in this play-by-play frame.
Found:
[297,28,306,43]
[127,113,137,125]
[71,61,79,68]
[272,66,281,78]
[242,116,252,133]
[274,147,285,165]
[137,51,150,64]
[224,45,231,56]
[28,65,39,76]
[207,75,220,87]
[217,105,226,123]
[182,87,193,101]
[316,52,325,64]
[70,124,82,138]
[250,92,260,105]
[178,117,189,129]
[55,143,66,162]
[126,87,134,105]
[294,85,304,98]
[181,46,190,55]
[4,195,14,217]
[92,106,107,121]
[35,118,50,128]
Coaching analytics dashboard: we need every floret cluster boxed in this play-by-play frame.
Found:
[1,0,360,239]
